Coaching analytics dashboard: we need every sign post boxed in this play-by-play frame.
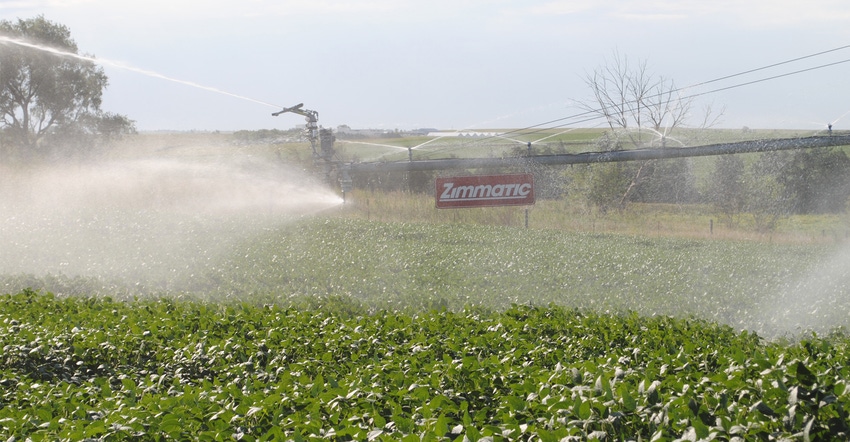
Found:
[435,174,535,209]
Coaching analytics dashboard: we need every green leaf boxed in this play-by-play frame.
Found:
[750,400,777,417]
[435,414,449,436]
[619,384,636,412]
[505,395,526,412]
[692,418,710,440]
[159,414,183,437]
[577,398,591,420]
[84,421,107,438]
[372,413,386,429]
[795,361,817,387]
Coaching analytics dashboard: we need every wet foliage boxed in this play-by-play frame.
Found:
[2,290,850,440]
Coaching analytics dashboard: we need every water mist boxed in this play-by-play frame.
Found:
[0,151,343,297]
[751,243,850,339]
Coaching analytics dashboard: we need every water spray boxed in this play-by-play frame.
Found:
[0,35,280,109]
[829,109,850,129]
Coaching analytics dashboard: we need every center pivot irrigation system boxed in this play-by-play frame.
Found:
[273,104,850,202]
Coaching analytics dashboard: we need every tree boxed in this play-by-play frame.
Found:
[707,154,747,227]
[746,152,793,232]
[578,51,720,209]
[778,147,850,214]
[705,148,850,233]
[0,16,134,160]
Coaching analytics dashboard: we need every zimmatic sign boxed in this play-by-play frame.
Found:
[435,174,535,209]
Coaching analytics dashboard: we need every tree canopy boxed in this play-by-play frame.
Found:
[0,16,134,160]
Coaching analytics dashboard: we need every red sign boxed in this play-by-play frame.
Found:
[435,174,535,208]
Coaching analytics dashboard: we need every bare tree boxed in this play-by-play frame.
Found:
[579,51,722,208]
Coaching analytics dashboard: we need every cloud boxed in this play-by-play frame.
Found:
[528,1,596,15]
[616,12,687,21]
[612,0,850,27]
[727,0,850,27]
[517,0,850,28]
[35,0,455,22]
[15,0,850,27]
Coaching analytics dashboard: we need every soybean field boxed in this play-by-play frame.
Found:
[2,217,850,439]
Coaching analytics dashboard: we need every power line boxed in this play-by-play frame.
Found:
[452,45,850,149]
[682,58,850,100]
[686,44,850,90]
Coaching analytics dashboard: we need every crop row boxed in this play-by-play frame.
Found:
[1,290,849,440]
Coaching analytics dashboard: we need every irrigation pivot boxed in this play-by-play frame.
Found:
[269,107,850,195]
[344,134,850,173]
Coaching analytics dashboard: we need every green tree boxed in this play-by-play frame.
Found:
[568,161,634,213]
[778,147,850,214]
[0,16,134,160]
[707,154,747,227]
[628,157,697,204]
[746,152,792,232]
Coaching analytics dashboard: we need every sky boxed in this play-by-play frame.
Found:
[3,0,850,132]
